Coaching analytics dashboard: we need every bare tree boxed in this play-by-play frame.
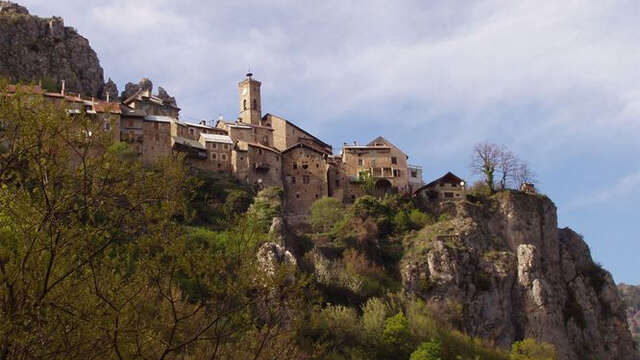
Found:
[514,161,538,188]
[470,142,501,192]
[497,145,518,190]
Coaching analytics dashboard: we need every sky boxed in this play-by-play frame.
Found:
[19,0,640,284]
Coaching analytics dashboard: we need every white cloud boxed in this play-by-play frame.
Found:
[567,171,640,210]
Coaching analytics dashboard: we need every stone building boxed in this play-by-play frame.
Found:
[341,136,410,197]
[414,172,466,202]
[5,75,421,218]
[281,143,330,215]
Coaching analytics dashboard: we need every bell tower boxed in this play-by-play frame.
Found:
[238,72,262,125]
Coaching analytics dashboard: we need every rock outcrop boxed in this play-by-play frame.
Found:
[100,78,119,101]
[401,191,638,360]
[619,283,640,347]
[0,1,104,97]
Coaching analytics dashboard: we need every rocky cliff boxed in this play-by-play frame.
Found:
[0,1,104,96]
[619,283,640,348]
[399,192,638,360]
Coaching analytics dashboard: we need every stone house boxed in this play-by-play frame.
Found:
[341,136,410,197]
[123,88,180,118]
[199,134,233,173]
[142,115,173,164]
[414,172,466,202]
[232,140,282,189]
[281,143,330,215]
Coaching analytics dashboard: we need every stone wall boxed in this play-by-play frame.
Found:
[142,120,172,164]
[281,144,329,215]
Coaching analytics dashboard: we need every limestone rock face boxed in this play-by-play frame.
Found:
[139,77,153,93]
[0,2,104,96]
[401,192,639,360]
[120,82,140,100]
[0,1,27,15]
[157,86,177,106]
[100,78,119,101]
[619,283,640,348]
[257,242,297,276]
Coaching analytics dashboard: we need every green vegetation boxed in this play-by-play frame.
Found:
[310,196,345,232]
[0,80,558,359]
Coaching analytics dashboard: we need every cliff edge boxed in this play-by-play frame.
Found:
[0,1,104,96]
[400,191,638,359]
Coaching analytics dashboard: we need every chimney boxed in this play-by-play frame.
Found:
[200,120,206,125]
[61,80,66,95]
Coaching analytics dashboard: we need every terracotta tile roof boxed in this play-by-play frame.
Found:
[94,101,122,114]
[6,84,44,94]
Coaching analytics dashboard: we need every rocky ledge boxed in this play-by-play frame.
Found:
[401,191,638,360]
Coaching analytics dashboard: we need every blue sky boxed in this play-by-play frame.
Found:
[20,0,640,284]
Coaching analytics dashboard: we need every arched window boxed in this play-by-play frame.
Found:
[252,99,257,110]
[243,99,247,110]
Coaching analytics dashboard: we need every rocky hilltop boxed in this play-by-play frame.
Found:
[619,283,640,347]
[395,192,637,359]
[0,1,104,96]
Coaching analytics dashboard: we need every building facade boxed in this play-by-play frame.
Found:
[6,75,423,218]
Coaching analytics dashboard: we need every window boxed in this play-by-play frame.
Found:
[445,192,454,198]
[303,175,310,184]
[315,194,319,199]
[393,169,401,177]
[258,149,262,154]
[211,143,217,149]
[302,164,308,169]
[291,176,296,184]
[391,156,397,165]
[154,122,158,129]
[293,163,298,169]
[411,170,418,178]
[243,99,247,110]
[223,144,229,150]
[335,180,340,187]
[128,120,133,127]
[252,99,257,110]
[296,193,300,199]
[218,163,221,168]
[189,128,195,136]
[358,159,363,166]
[262,135,268,145]
[104,122,111,131]
[221,154,227,161]
[211,153,217,160]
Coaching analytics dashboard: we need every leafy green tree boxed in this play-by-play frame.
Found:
[359,170,376,195]
[382,313,414,359]
[0,84,309,360]
[410,339,443,360]
[310,196,345,232]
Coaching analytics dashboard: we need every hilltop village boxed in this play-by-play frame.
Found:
[6,73,474,217]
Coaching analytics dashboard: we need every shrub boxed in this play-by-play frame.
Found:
[469,180,492,197]
[382,313,414,358]
[311,197,345,232]
[247,187,283,232]
[408,209,433,229]
[410,339,443,360]
[510,338,557,360]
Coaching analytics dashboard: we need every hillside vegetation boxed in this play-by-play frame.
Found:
[0,82,574,359]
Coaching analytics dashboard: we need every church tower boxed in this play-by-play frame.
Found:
[238,72,262,125]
